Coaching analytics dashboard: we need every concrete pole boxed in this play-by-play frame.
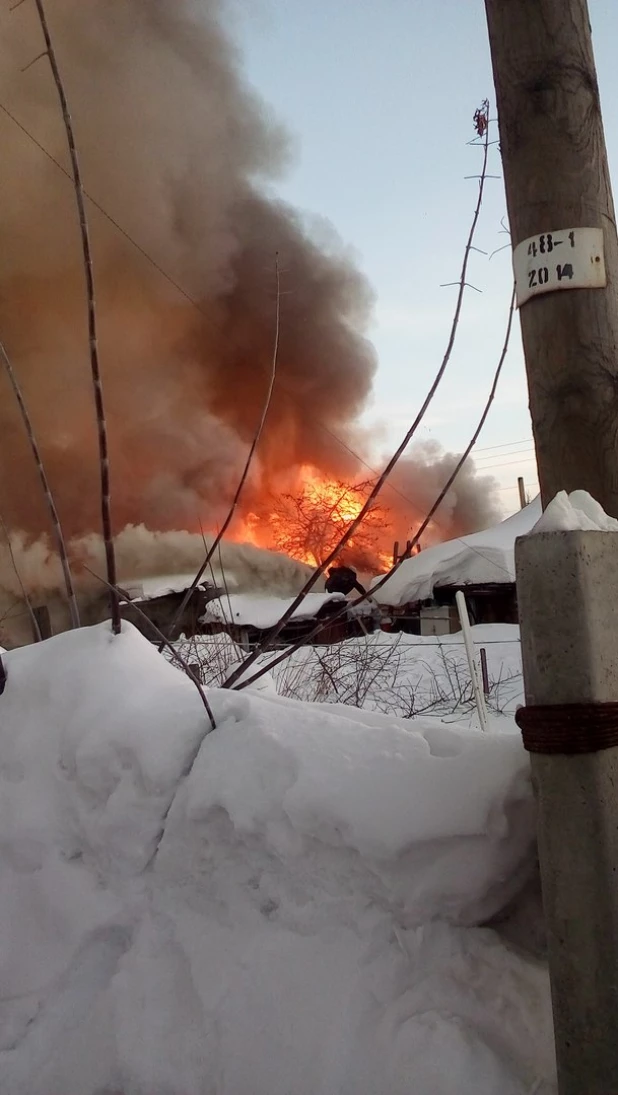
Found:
[516,530,618,1094]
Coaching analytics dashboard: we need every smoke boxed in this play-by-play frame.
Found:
[0,526,312,601]
[0,527,313,647]
[386,441,502,544]
[0,0,500,600]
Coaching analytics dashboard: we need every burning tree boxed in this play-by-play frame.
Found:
[269,473,390,571]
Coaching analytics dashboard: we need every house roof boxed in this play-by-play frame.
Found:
[371,496,543,607]
[202,592,346,630]
[120,574,209,603]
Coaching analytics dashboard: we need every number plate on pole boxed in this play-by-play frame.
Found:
[513,228,606,307]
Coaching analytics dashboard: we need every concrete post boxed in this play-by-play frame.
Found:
[516,530,618,1095]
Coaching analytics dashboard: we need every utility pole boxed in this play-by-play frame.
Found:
[485,0,618,516]
[484,2,618,1094]
[517,476,526,510]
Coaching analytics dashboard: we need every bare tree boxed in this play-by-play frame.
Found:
[270,477,389,569]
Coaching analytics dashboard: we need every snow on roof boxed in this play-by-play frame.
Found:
[372,496,543,607]
[203,591,346,629]
[121,574,211,602]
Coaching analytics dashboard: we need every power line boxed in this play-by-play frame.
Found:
[0,100,206,318]
[474,447,535,464]
[496,481,537,492]
[475,443,535,459]
[474,455,538,472]
[473,437,533,453]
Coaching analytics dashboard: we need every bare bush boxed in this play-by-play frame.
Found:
[172,629,523,725]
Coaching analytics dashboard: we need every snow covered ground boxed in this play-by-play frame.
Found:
[0,622,553,1094]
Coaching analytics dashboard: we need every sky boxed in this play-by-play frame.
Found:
[230,0,618,516]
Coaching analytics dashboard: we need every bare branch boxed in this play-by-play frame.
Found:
[21,49,47,72]
[0,339,80,629]
[222,103,494,690]
[32,0,120,633]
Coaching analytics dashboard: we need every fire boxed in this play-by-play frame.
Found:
[302,468,364,524]
[228,466,393,573]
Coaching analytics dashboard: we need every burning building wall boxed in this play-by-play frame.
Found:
[0,0,501,622]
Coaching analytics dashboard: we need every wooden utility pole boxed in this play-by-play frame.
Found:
[485,0,618,516]
[485,3,618,1094]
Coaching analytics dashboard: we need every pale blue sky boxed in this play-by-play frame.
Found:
[233,0,617,515]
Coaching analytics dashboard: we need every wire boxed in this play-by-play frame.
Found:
[0,100,207,318]
[496,482,537,493]
[473,437,533,453]
[473,455,538,472]
[474,448,535,465]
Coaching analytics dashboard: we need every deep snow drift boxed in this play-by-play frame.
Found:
[0,623,554,1094]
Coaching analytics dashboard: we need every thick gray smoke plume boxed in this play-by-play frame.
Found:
[0,0,501,597]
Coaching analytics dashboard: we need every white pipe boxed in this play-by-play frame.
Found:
[455,590,489,732]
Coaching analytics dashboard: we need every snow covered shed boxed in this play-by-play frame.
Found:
[201,591,375,648]
[372,497,542,634]
[110,576,224,642]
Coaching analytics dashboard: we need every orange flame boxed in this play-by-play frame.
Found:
[228,466,393,573]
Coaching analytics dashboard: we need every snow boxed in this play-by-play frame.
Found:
[373,497,543,607]
[0,622,554,1094]
[204,590,345,628]
[121,572,207,601]
[532,489,618,533]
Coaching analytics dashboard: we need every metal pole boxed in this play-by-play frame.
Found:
[480,646,490,697]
